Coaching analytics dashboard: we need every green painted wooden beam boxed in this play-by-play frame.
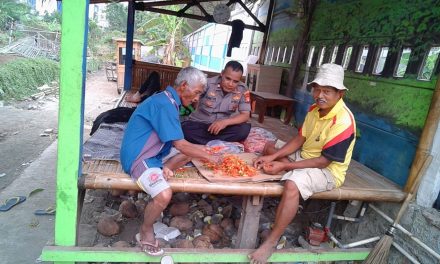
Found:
[42,246,370,263]
[55,0,88,251]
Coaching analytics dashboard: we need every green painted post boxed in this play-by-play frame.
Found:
[54,0,89,263]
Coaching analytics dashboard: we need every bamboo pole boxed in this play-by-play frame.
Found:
[404,76,440,192]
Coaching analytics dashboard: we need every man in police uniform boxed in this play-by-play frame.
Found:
[182,61,251,144]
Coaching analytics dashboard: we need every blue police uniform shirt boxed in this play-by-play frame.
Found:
[120,86,183,174]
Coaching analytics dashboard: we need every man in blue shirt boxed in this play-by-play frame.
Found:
[120,67,218,256]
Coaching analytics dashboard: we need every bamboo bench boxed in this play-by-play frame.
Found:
[80,61,406,249]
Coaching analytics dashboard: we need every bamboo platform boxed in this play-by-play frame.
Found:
[80,158,405,202]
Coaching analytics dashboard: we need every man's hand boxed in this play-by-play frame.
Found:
[253,154,276,169]
[262,161,286,175]
[208,120,228,135]
[163,166,174,180]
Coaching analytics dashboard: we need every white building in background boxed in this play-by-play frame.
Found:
[19,0,59,15]
[89,4,109,28]
[35,0,58,15]
[184,1,266,73]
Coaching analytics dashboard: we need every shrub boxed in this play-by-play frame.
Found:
[0,58,59,101]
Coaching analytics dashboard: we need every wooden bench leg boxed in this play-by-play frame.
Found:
[284,103,294,125]
[76,188,86,245]
[256,98,266,123]
[235,195,264,249]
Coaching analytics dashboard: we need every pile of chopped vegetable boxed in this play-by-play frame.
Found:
[204,154,257,177]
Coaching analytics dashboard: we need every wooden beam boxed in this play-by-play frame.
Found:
[236,196,264,249]
[140,0,224,7]
[258,0,275,64]
[123,0,135,91]
[234,0,265,29]
[177,3,195,16]
[41,246,370,263]
[194,0,210,17]
[404,74,440,192]
[135,4,264,31]
[55,0,88,260]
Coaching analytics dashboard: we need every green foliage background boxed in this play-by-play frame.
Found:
[0,58,59,100]
[310,0,440,53]
[343,74,434,132]
[304,0,440,133]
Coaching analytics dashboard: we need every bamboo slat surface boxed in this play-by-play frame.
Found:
[80,159,405,202]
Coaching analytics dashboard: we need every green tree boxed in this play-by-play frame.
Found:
[0,0,30,30]
[137,6,192,66]
[105,3,127,32]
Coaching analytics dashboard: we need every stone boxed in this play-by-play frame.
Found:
[170,216,193,232]
[173,193,190,202]
[211,214,223,224]
[97,216,120,236]
[220,218,235,237]
[112,241,131,248]
[193,235,213,248]
[198,199,213,215]
[169,202,190,216]
[135,199,147,216]
[172,239,194,248]
[222,205,233,218]
[202,224,223,243]
[119,200,138,218]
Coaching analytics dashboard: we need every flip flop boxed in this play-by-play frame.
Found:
[135,233,164,256]
[0,196,26,212]
[34,206,56,215]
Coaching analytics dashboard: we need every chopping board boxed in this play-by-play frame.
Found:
[192,153,283,183]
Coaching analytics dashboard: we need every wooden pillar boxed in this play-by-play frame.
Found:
[54,1,89,264]
[124,0,135,91]
[236,195,264,249]
[258,0,275,64]
[404,76,440,192]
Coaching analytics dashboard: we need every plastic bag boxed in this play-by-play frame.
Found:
[206,139,244,154]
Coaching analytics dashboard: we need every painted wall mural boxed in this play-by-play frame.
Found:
[267,0,440,186]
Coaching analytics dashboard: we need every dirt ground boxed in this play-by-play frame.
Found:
[0,69,119,190]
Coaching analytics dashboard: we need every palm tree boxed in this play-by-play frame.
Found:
[137,6,192,66]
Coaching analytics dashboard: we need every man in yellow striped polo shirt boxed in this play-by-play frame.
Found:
[249,63,356,264]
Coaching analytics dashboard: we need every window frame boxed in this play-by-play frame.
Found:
[307,45,316,67]
[330,45,338,63]
[317,46,326,67]
[417,46,440,81]
[372,46,390,75]
[393,47,412,78]
[355,45,369,73]
[342,45,353,70]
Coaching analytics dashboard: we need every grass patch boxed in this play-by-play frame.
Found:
[0,58,59,101]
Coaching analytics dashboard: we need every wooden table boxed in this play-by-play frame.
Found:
[250,91,295,124]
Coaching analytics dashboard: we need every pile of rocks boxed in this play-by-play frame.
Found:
[80,189,339,251]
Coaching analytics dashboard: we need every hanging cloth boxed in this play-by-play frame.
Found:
[227,19,245,57]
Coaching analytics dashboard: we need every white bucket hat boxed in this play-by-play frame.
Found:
[308,63,347,90]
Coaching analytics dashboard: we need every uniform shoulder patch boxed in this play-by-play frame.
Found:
[244,90,250,103]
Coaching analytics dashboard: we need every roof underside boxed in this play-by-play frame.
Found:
[88,0,266,31]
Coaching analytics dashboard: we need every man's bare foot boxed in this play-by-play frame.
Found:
[136,233,163,256]
[125,91,142,103]
[248,242,276,264]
